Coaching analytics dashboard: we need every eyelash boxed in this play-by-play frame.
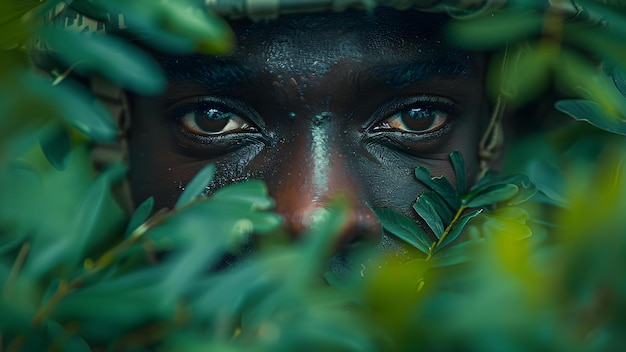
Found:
[166,95,458,153]
[168,98,260,136]
[367,96,458,136]
[165,97,269,156]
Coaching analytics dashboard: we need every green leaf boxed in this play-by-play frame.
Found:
[415,166,460,209]
[68,0,109,21]
[212,180,275,210]
[614,67,626,96]
[52,82,118,142]
[482,207,532,239]
[507,182,537,206]
[103,0,234,54]
[496,44,552,106]
[175,163,216,209]
[555,99,626,135]
[413,194,445,238]
[45,321,91,352]
[156,2,235,54]
[40,25,166,95]
[437,210,482,251]
[419,191,454,225]
[0,0,42,48]
[566,25,626,70]
[4,72,117,142]
[375,208,431,254]
[431,238,485,267]
[24,164,126,278]
[557,49,626,118]
[124,196,154,237]
[450,151,467,194]
[527,161,569,206]
[446,10,543,50]
[39,121,71,171]
[0,0,43,24]
[466,184,519,208]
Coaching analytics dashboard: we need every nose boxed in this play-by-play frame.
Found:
[273,187,382,251]
[269,120,382,251]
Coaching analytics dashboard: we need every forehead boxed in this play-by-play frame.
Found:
[234,11,458,71]
[155,9,482,93]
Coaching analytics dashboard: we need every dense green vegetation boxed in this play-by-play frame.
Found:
[1,0,626,350]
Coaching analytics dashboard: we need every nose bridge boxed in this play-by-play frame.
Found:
[271,113,382,246]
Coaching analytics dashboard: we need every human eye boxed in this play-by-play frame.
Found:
[172,98,258,137]
[370,96,454,135]
[165,97,266,156]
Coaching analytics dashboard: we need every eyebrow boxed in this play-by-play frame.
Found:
[368,59,481,89]
[157,55,256,91]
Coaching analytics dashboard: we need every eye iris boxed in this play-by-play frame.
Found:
[195,108,230,133]
[401,108,440,131]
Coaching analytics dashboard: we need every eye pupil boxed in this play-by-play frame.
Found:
[195,109,230,133]
[401,108,438,131]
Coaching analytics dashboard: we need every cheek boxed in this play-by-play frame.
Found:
[128,97,205,209]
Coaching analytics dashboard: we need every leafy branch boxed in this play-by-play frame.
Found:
[447,0,626,135]
[375,151,538,289]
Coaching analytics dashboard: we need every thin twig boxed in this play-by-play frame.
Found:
[7,335,24,352]
[433,205,467,255]
[419,205,468,291]
[51,62,83,86]
[3,243,30,298]
[32,281,69,326]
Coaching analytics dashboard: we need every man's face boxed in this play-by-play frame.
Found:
[129,9,489,262]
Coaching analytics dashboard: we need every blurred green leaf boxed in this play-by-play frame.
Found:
[175,163,215,209]
[432,238,485,267]
[40,25,166,95]
[124,196,154,237]
[68,0,109,21]
[212,180,275,210]
[447,10,543,50]
[1,72,118,142]
[0,0,42,24]
[496,44,552,106]
[375,208,431,254]
[102,0,235,54]
[38,121,71,171]
[24,164,126,278]
[0,48,30,75]
[0,0,44,48]
[0,16,32,49]
[45,321,91,352]
[557,49,626,118]
[527,161,569,206]
[155,2,235,54]
[556,99,626,135]
[565,25,626,70]
[482,207,532,240]
[466,184,520,208]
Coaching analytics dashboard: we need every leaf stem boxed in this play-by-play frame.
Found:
[418,205,467,292]
[431,205,466,255]
[30,207,177,325]
[32,281,69,326]
[7,334,24,352]
[3,243,30,298]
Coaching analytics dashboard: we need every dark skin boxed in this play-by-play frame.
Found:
[129,9,489,264]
